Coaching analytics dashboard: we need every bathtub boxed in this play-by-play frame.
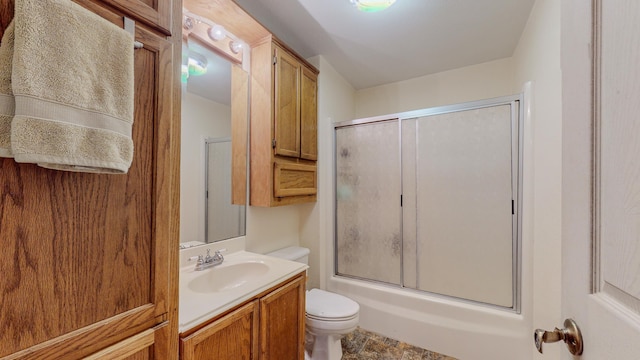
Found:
[327,275,532,359]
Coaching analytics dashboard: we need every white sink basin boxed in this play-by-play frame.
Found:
[179,250,308,332]
[187,261,270,293]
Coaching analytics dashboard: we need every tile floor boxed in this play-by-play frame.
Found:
[341,327,458,360]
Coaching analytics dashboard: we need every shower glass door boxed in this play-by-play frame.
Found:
[403,104,517,308]
[335,120,402,285]
[334,96,521,310]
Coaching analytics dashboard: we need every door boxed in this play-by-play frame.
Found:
[300,66,318,161]
[273,45,301,159]
[560,0,640,358]
[259,275,306,360]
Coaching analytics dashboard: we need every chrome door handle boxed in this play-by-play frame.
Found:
[534,318,583,355]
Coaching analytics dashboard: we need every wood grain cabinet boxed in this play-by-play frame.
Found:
[249,37,319,207]
[0,0,179,359]
[99,0,172,35]
[180,301,259,360]
[179,273,306,360]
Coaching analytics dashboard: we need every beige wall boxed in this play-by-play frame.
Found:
[180,91,231,246]
[245,205,302,253]
[354,57,515,117]
[512,0,562,359]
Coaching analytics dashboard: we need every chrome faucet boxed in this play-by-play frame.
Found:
[189,249,225,271]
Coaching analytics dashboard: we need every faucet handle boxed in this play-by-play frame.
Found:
[213,249,226,260]
[188,255,204,264]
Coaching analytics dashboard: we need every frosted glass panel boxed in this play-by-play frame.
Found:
[408,105,514,307]
[335,121,401,285]
[206,140,246,243]
[334,100,519,309]
[402,119,418,289]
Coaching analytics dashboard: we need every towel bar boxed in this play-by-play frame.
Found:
[124,17,144,49]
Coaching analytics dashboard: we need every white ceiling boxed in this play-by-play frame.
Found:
[233,0,536,90]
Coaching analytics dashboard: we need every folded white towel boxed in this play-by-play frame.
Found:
[0,20,14,158]
[11,0,135,173]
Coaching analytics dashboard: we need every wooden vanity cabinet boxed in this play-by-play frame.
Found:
[249,37,319,207]
[179,272,306,360]
[0,0,180,359]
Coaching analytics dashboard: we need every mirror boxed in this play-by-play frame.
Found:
[180,36,248,249]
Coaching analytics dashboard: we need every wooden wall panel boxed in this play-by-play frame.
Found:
[0,2,176,358]
[0,0,13,39]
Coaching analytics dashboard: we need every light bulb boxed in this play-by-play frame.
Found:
[183,16,194,30]
[229,41,243,54]
[208,25,226,41]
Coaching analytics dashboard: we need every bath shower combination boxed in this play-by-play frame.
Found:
[330,95,525,358]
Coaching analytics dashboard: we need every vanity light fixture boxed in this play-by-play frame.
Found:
[350,0,397,12]
[207,24,226,41]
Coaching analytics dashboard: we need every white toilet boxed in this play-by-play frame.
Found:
[267,247,359,360]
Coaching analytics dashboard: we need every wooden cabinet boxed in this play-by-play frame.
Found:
[259,275,307,360]
[181,301,259,360]
[300,66,318,161]
[83,325,165,360]
[180,273,306,360]
[99,0,172,35]
[0,0,179,359]
[249,37,319,207]
[272,45,318,162]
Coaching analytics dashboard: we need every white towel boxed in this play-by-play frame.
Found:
[11,0,135,173]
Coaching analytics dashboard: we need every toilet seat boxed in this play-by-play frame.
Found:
[306,289,360,320]
[306,313,358,322]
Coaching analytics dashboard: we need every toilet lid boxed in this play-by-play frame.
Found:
[306,289,359,319]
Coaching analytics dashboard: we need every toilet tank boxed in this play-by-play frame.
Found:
[266,246,310,265]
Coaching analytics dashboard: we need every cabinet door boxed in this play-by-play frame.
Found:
[300,67,318,161]
[0,5,175,359]
[97,0,171,35]
[273,159,317,198]
[274,46,301,159]
[181,301,259,360]
[259,275,306,360]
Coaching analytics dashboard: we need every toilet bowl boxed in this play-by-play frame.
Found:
[305,288,359,360]
[266,247,360,360]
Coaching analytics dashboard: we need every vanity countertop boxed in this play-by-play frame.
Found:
[179,250,307,332]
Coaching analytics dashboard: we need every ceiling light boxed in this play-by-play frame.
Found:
[350,0,397,12]
[188,52,208,76]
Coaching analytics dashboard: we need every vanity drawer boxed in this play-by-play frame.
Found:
[273,160,317,198]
